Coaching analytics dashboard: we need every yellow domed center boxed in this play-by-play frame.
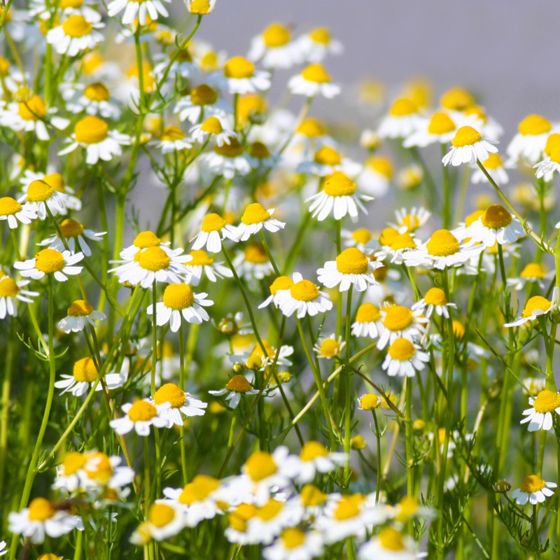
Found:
[323,171,356,196]
[73,357,98,382]
[424,287,447,306]
[297,117,325,137]
[134,247,171,271]
[62,14,92,38]
[451,126,481,147]
[241,202,269,225]
[133,230,160,248]
[335,247,369,274]
[379,227,398,247]
[61,0,84,8]
[281,528,305,549]
[67,299,93,316]
[244,243,267,264]
[301,63,331,84]
[225,374,253,393]
[62,451,86,475]
[0,276,18,298]
[333,494,364,520]
[359,393,379,410]
[520,474,546,493]
[228,504,257,532]
[389,97,417,117]
[426,229,460,256]
[160,125,185,142]
[201,116,223,134]
[318,337,341,358]
[0,196,21,216]
[440,87,474,111]
[522,296,552,318]
[179,474,220,504]
[148,503,175,528]
[366,155,393,178]
[518,114,552,136]
[186,250,214,266]
[290,279,319,302]
[162,284,194,309]
[75,116,108,144]
[224,56,255,79]
[201,213,226,232]
[128,400,157,422]
[388,337,416,361]
[214,138,244,157]
[390,233,416,250]
[28,498,55,521]
[262,23,290,48]
[300,441,329,461]
[351,228,372,245]
[300,484,327,506]
[481,204,512,229]
[383,305,413,331]
[190,84,218,106]
[189,0,212,14]
[356,303,380,322]
[60,218,84,238]
[154,383,186,408]
[533,390,560,413]
[245,451,277,481]
[379,527,406,551]
[314,145,341,166]
[18,95,47,121]
[309,27,331,45]
[482,153,503,169]
[269,275,292,295]
[35,248,65,273]
[428,111,455,134]
[521,263,546,279]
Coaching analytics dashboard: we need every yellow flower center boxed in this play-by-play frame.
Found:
[335,247,369,274]
[35,248,65,273]
[0,56,10,76]
[428,111,455,134]
[301,63,331,84]
[314,145,341,166]
[133,230,161,248]
[389,97,417,117]
[290,279,319,302]
[245,451,277,481]
[27,498,55,521]
[281,528,305,549]
[518,114,552,136]
[75,116,109,144]
[451,126,481,147]
[520,474,546,493]
[426,229,460,256]
[396,496,419,522]
[201,213,226,233]
[390,233,416,250]
[179,475,220,504]
[481,204,512,229]
[228,504,257,532]
[148,503,175,528]
[522,296,552,318]
[452,320,465,339]
[521,263,546,279]
[62,14,92,38]
[249,142,270,159]
[60,218,84,238]
[160,125,185,142]
[297,117,325,138]
[154,383,186,408]
[359,393,379,410]
[378,527,406,551]
[318,337,341,358]
[356,303,380,323]
[269,275,293,295]
[379,227,398,246]
[440,87,474,111]
[366,155,393,178]
[62,451,86,476]
[424,287,447,306]
[61,0,83,8]
[388,337,416,361]
[225,374,253,393]
[162,284,194,310]
[127,400,157,422]
[351,228,372,245]
[67,299,93,316]
[134,247,171,271]
[18,95,47,121]
[300,484,327,506]
[186,250,214,266]
[262,23,290,48]
[214,138,244,157]
[85,452,113,484]
[200,116,223,134]
[243,243,267,264]
[82,51,103,75]
[383,305,413,331]
[190,84,218,106]
[0,276,18,298]
[482,153,503,169]
[300,441,329,461]
[224,56,255,79]
[323,171,356,196]
[309,27,331,44]
[333,494,364,520]
[533,390,560,413]
[241,202,270,225]
[0,196,21,216]
[246,340,275,369]
[73,357,98,382]
[188,0,212,14]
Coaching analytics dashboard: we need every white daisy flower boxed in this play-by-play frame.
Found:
[131,501,185,543]
[391,207,431,234]
[110,399,170,436]
[147,283,213,332]
[263,527,324,560]
[520,389,560,432]
[0,196,36,228]
[382,337,429,377]
[19,173,76,220]
[222,56,271,94]
[46,13,103,56]
[235,202,285,242]
[317,247,380,292]
[209,374,259,409]
[66,81,121,119]
[185,0,217,14]
[403,110,456,148]
[358,527,417,560]
[375,228,418,266]
[156,125,192,153]
[54,357,126,397]
[38,218,105,257]
[442,125,498,167]
[465,204,524,248]
[191,212,238,254]
[249,23,301,70]
[507,114,554,166]
[14,248,84,283]
[376,304,428,349]
[471,153,509,185]
[233,243,274,281]
[259,275,294,309]
[378,97,422,140]
[511,475,557,505]
[283,441,346,483]
[276,272,333,319]
[341,227,376,253]
[412,287,457,319]
[504,294,555,328]
[297,144,361,178]
[357,155,393,197]
[190,115,234,147]
[288,63,340,98]
[108,0,171,25]
[244,499,304,545]
[351,303,382,339]
[507,262,551,291]
[182,249,233,285]
[296,26,343,63]
[0,273,38,319]
[8,498,82,544]
[306,171,371,222]
[59,116,131,165]
[314,334,345,360]
[200,138,251,179]
[151,383,207,426]
[175,83,227,124]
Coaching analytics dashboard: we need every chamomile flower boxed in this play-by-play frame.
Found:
[0,274,38,319]
[59,115,130,164]
[276,272,333,319]
[54,357,126,397]
[0,541,5,556]
[14,248,84,283]
[233,243,274,281]
[241,339,294,371]
[378,98,421,140]
[151,383,207,426]
[110,399,170,436]
[191,212,238,253]
[391,207,431,234]
[412,287,456,318]
[442,125,498,166]
[376,304,428,349]
[314,334,345,360]
[358,527,417,560]
[108,0,171,25]
[235,203,286,241]
[182,250,232,285]
[185,0,216,14]
[357,155,394,197]
[39,218,105,257]
[47,13,103,56]
[297,27,343,63]
[382,337,429,377]
[175,83,227,124]
[306,171,371,222]
[66,81,121,119]
[240,448,291,504]
[190,115,233,147]
[209,374,259,409]
[533,132,560,181]
[132,501,184,543]
[223,56,270,94]
[249,23,301,70]
[298,145,361,178]
[263,528,324,560]
[317,247,380,292]
[259,276,293,310]
[403,110,456,147]
[472,153,509,185]
[8,498,82,544]
[342,228,375,252]
[465,204,524,247]
[507,262,551,291]
[19,174,73,220]
[148,283,213,332]
[504,294,555,328]
[201,138,251,178]
[511,475,557,505]
[284,441,346,483]
[352,303,383,339]
[156,125,192,153]
[0,196,36,229]
[507,114,554,165]
[288,63,340,98]
[520,389,560,432]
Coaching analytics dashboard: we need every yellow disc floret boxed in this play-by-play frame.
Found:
[27,498,55,521]
[134,247,170,271]
[383,305,413,331]
[224,56,254,79]
[127,400,157,422]
[520,474,546,493]
[301,63,331,84]
[335,247,369,274]
[426,229,460,256]
[241,202,270,225]
[262,23,290,48]
[162,284,194,309]
[72,357,98,382]
[451,126,481,147]
[522,296,552,318]
[154,383,186,408]
[0,196,21,216]
[388,338,416,361]
[35,248,65,273]
[518,114,552,136]
[75,116,108,144]
[245,451,277,481]
[62,14,92,38]
[424,287,447,306]
[533,390,560,413]
[290,279,319,302]
[481,204,512,229]
[323,171,356,196]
